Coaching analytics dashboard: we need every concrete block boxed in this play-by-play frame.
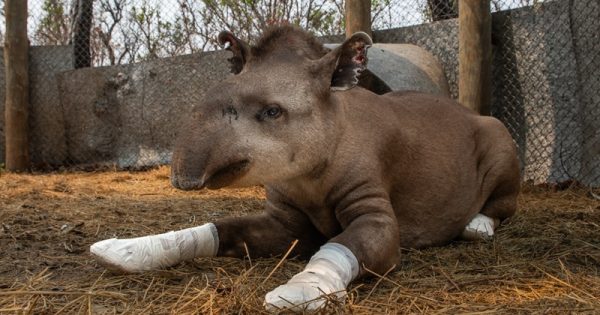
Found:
[324,43,450,96]
[57,51,230,168]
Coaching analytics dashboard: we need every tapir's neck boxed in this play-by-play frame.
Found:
[268,91,350,203]
[325,92,347,156]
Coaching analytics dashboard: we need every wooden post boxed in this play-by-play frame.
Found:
[345,0,372,38]
[458,0,491,115]
[4,0,30,171]
[70,0,94,68]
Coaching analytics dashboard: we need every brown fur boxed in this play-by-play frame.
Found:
[171,26,520,277]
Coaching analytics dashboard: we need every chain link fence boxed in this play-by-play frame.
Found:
[373,0,599,186]
[0,0,598,186]
[491,0,600,187]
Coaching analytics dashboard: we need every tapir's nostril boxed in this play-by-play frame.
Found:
[171,175,204,191]
[171,164,204,191]
[170,175,179,188]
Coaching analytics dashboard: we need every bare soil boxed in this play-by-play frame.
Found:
[1,167,599,314]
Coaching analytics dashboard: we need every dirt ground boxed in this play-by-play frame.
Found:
[1,167,599,314]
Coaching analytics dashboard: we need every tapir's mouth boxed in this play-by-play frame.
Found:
[203,159,250,189]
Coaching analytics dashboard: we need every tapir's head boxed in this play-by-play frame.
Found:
[171,26,372,190]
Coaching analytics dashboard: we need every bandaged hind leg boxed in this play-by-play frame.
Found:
[461,213,500,241]
[90,223,218,273]
[264,243,359,312]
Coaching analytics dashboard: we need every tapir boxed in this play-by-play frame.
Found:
[90,25,520,312]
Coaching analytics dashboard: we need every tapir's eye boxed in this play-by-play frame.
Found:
[257,105,283,121]
[266,107,281,118]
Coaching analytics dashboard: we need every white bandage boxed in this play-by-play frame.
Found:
[461,213,499,241]
[264,243,359,312]
[90,223,219,273]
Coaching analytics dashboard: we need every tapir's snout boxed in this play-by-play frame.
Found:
[170,150,207,191]
[170,123,252,191]
[170,124,213,191]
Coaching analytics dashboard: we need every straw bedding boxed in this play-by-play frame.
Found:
[1,167,599,314]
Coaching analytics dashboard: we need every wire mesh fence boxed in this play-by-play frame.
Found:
[0,0,598,186]
[491,0,600,187]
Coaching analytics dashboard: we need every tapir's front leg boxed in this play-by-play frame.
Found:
[90,203,326,273]
[330,195,400,275]
[215,210,326,258]
[264,185,399,311]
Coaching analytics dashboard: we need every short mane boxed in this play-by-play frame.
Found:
[250,25,329,60]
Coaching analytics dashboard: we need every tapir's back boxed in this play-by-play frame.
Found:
[337,88,519,248]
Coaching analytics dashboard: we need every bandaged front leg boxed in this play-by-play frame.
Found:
[264,243,359,312]
[461,213,500,241]
[90,223,218,273]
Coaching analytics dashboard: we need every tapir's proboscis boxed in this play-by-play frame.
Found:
[91,25,520,312]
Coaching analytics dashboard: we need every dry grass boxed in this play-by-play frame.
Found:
[1,167,599,314]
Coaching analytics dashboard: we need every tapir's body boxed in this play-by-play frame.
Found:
[209,86,519,273]
[92,25,520,312]
[266,88,518,250]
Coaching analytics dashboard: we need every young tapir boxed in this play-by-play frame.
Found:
[90,25,520,312]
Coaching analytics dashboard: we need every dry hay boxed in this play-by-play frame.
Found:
[1,167,599,314]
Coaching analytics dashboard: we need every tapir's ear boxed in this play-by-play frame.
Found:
[312,32,372,90]
[218,31,251,74]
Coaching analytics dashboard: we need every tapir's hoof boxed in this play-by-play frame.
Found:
[461,213,500,241]
[90,234,180,273]
[90,238,153,273]
[264,282,345,313]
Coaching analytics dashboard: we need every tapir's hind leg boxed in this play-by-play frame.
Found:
[462,184,518,241]
[462,179,519,241]
[479,185,519,221]
[463,130,520,241]
[479,145,520,221]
